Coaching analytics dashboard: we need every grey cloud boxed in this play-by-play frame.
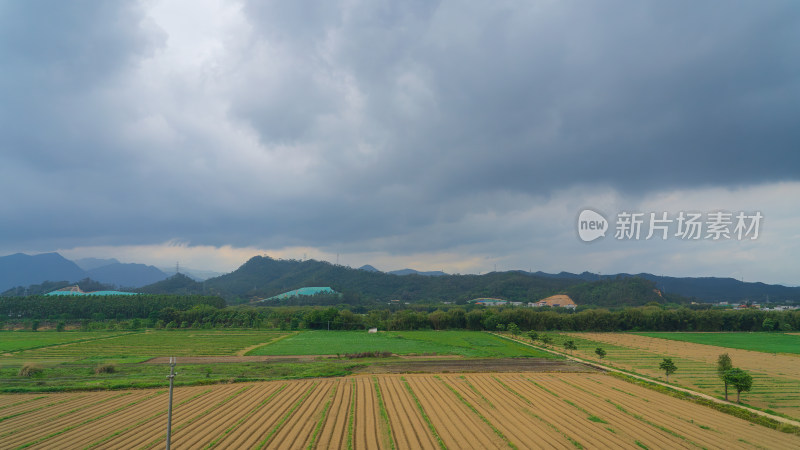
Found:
[1,0,799,268]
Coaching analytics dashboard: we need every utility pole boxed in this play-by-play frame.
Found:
[166,357,177,450]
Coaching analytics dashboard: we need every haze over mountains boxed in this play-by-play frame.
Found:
[2,252,799,304]
[0,253,168,292]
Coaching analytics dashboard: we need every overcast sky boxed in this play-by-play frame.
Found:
[1,1,798,285]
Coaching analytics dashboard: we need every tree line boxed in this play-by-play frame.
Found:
[5,298,798,332]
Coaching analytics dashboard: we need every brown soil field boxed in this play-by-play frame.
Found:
[1,373,798,449]
[561,332,800,418]
[361,357,594,374]
[568,333,800,380]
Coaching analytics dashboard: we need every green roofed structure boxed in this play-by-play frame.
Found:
[265,286,338,301]
[45,285,138,296]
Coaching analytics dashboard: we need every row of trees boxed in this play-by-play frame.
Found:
[3,298,799,332]
[655,355,752,403]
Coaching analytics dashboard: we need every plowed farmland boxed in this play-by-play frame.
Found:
[2,373,798,449]
[558,332,800,419]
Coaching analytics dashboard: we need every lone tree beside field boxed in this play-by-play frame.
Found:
[507,322,521,336]
[659,358,677,383]
[724,368,753,403]
[595,347,606,360]
[527,331,539,342]
[563,340,577,355]
[717,353,733,400]
[540,335,553,347]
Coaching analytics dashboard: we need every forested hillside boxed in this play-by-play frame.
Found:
[136,256,688,307]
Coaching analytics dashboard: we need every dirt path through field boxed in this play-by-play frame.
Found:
[235,332,297,356]
[492,332,800,428]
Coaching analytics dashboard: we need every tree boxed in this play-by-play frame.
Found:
[527,331,539,342]
[723,368,753,403]
[540,335,553,346]
[716,353,733,400]
[595,347,606,359]
[507,322,521,336]
[563,340,577,354]
[659,358,677,383]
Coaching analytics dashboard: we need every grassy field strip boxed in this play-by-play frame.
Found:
[306,383,337,449]
[9,390,164,449]
[140,385,252,450]
[373,375,397,450]
[400,376,446,450]
[84,388,212,449]
[0,392,132,440]
[559,332,800,419]
[255,382,318,449]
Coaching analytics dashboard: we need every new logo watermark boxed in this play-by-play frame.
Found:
[577,209,762,242]
[577,209,608,242]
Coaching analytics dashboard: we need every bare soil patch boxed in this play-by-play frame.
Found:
[358,358,597,374]
[143,355,320,364]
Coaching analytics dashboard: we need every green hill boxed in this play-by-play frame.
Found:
[137,256,688,307]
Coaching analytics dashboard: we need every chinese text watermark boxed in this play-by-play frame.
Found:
[577,209,762,243]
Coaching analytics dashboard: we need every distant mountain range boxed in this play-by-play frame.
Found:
[2,253,799,304]
[0,253,169,292]
[358,265,447,277]
[134,256,800,305]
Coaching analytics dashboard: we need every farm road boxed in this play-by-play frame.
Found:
[491,332,800,429]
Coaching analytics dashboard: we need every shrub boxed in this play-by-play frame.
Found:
[345,351,393,359]
[95,364,116,374]
[18,364,44,377]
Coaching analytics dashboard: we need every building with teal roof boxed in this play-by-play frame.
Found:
[264,287,338,301]
[45,286,138,296]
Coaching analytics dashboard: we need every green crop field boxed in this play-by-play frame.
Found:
[635,332,800,354]
[247,330,556,358]
[0,331,129,353]
[4,330,290,364]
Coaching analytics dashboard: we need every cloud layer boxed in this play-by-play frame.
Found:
[2,1,799,284]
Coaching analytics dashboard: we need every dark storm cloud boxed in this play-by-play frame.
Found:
[236,0,800,197]
[1,0,799,260]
